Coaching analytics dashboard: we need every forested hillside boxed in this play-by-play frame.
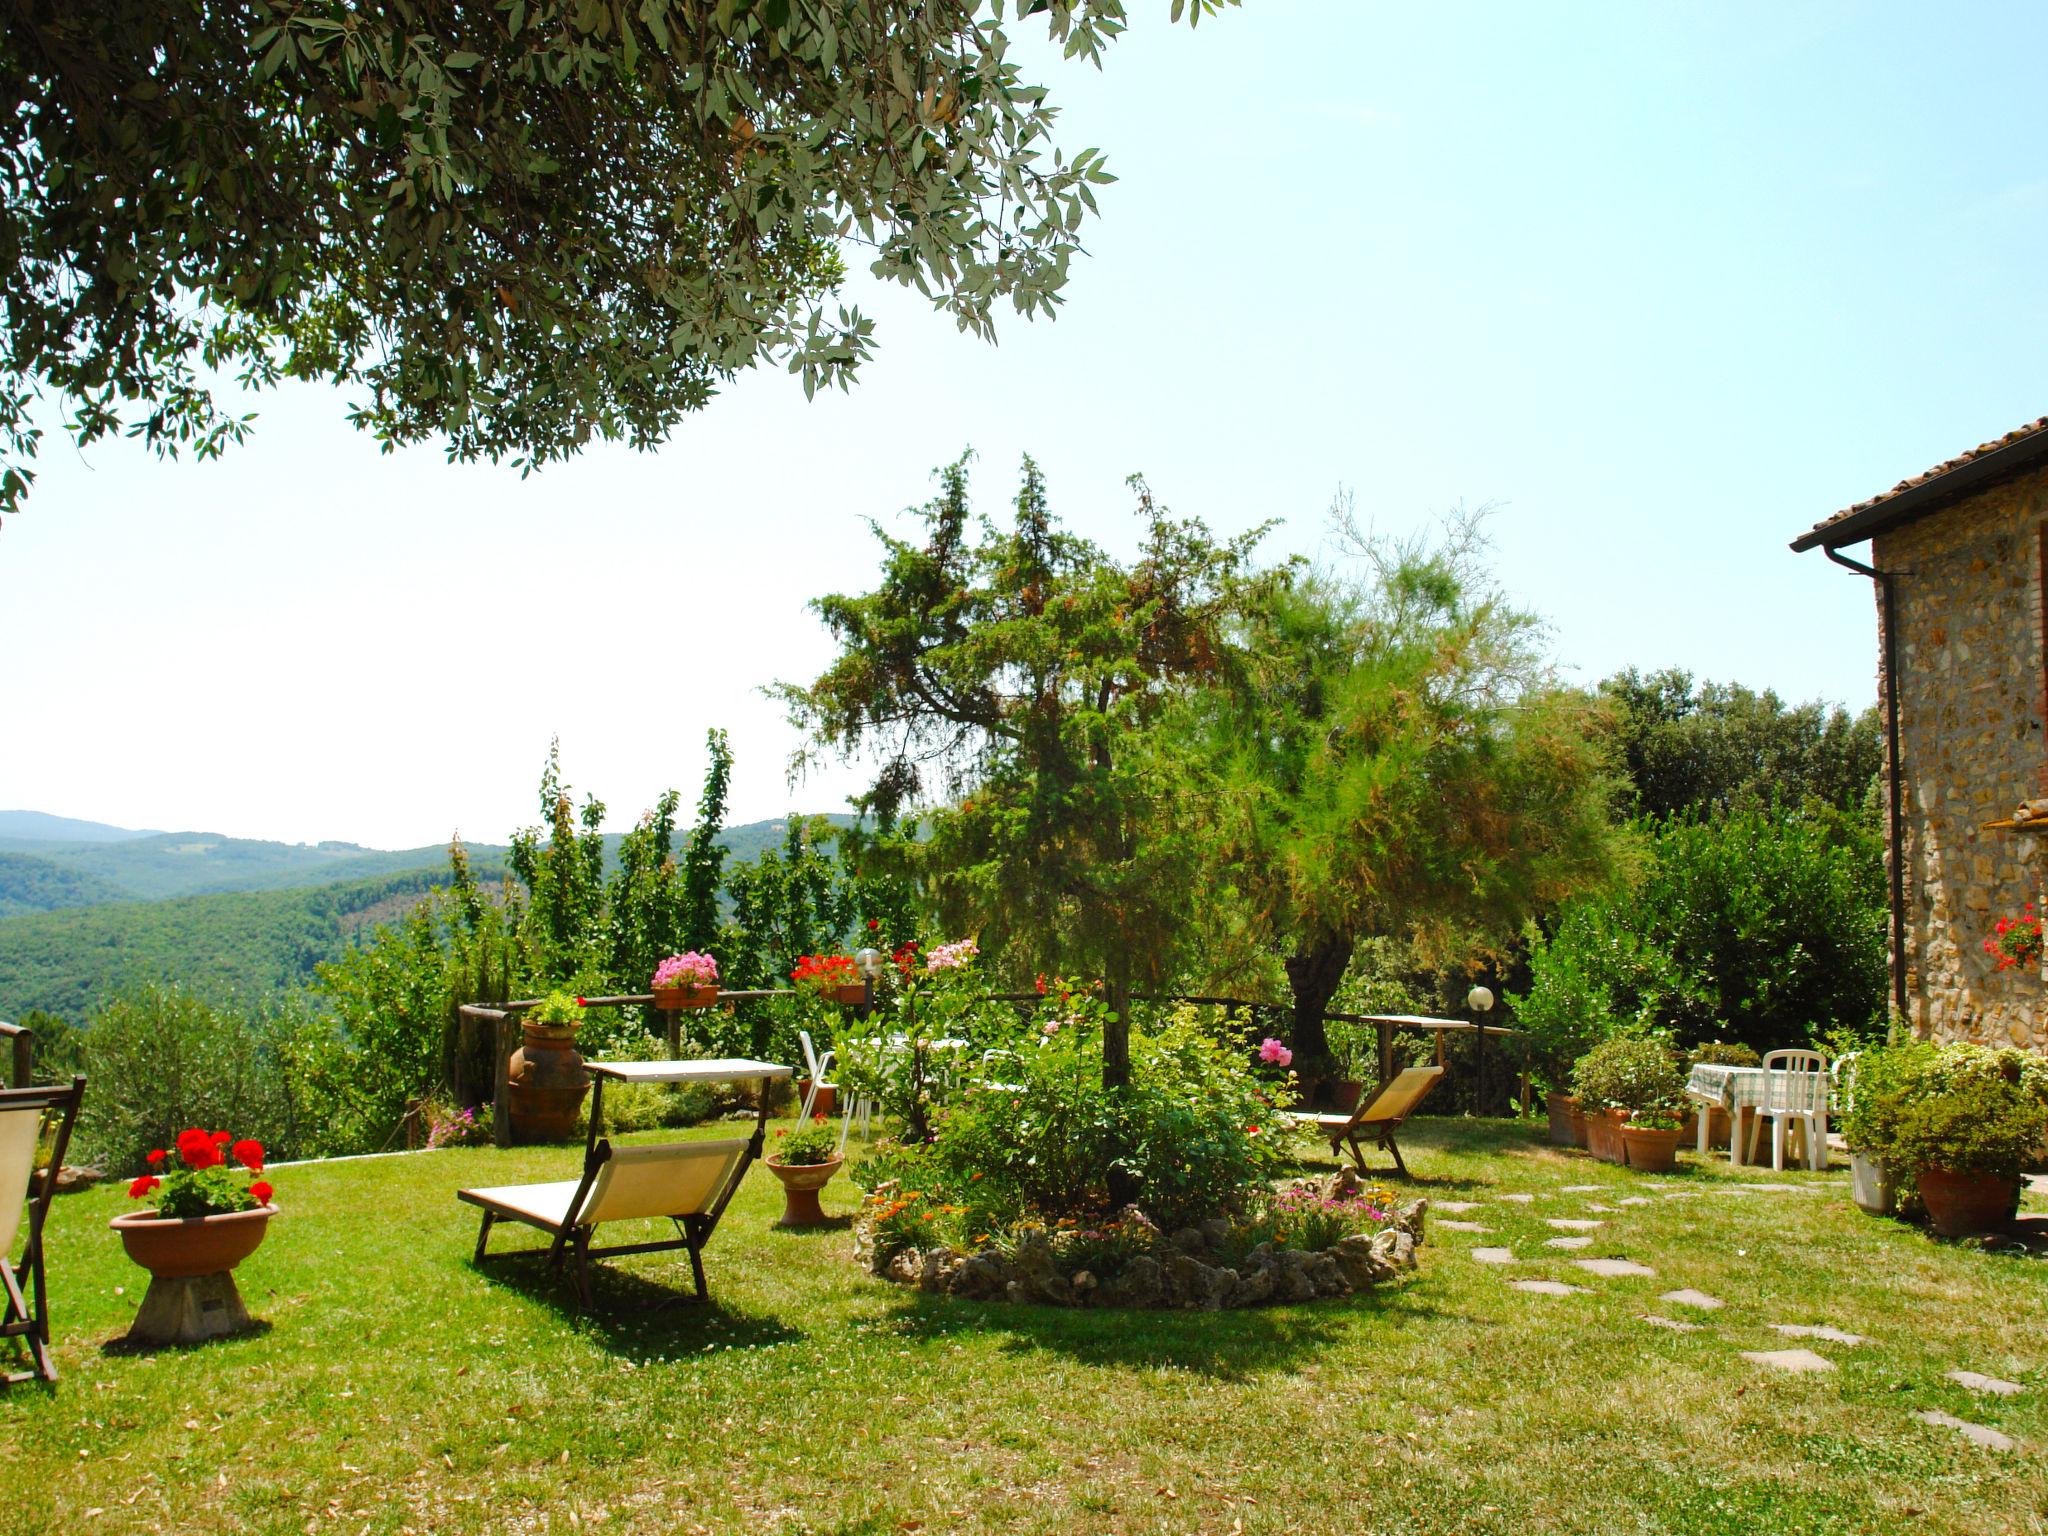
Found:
[0,851,127,918]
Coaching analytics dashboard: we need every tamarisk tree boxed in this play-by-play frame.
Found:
[779,452,1271,1092]
[0,0,1235,522]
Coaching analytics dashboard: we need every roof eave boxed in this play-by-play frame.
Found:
[1791,430,2048,553]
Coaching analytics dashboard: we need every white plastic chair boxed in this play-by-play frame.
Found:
[796,1030,837,1121]
[1747,1049,1830,1171]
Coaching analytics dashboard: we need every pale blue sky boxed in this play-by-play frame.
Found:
[5,2,2045,848]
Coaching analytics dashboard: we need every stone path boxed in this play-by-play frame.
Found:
[1616,1196,1655,1207]
[1659,1289,1723,1310]
[1584,1202,1621,1213]
[1471,1247,1516,1265]
[1560,1185,1606,1193]
[1544,1236,1594,1250]
[1575,1258,1655,1279]
[1546,1218,1603,1232]
[1509,1279,1587,1296]
[1499,1193,1536,1204]
[1916,1410,2016,1452]
[1640,1314,1702,1333]
[1771,1323,1865,1346]
[1742,1347,1835,1374]
[1947,1370,2023,1396]
[1434,1200,1481,1214]
[1437,1220,1491,1233]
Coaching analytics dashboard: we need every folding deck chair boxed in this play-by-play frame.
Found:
[1284,1064,1444,1177]
[2,1076,85,1386]
[458,1056,788,1309]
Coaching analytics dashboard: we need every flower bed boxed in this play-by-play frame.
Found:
[854,1168,1427,1310]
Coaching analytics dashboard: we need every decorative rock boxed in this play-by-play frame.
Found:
[1370,1227,1417,1270]
[1948,1370,2024,1397]
[1916,1410,2016,1452]
[1659,1289,1724,1310]
[1769,1323,1865,1346]
[949,1250,1017,1300]
[1437,1220,1491,1233]
[1547,1218,1603,1232]
[30,1164,103,1196]
[1508,1280,1587,1296]
[1741,1348,1836,1374]
[1097,1255,1164,1309]
[1640,1314,1702,1332]
[1165,1252,1235,1310]
[885,1248,925,1285]
[1330,1235,1396,1291]
[1544,1236,1594,1250]
[1574,1258,1656,1278]
[1471,1247,1516,1265]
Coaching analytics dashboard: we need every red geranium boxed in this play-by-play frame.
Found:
[128,1174,160,1199]
[249,1181,273,1206]
[231,1138,265,1173]
[145,1149,165,1166]
[1987,904,2043,971]
[175,1127,221,1169]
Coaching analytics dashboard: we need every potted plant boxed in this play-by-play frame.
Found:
[651,952,721,1010]
[791,952,868,1008]
[1618,1104,1686,1173]
[506,991,590,1143]
[1573,1036,1685,1168]
[1326,1027,1372,1115]
[1838,1045,1911,1215]
[1686,1041,1760,1149]
[111,1128,276,1343]
[1887,1066,2045,1237]
[764,1115,845,1227]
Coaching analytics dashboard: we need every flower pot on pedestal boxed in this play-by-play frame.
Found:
[766,1157,844,1228]
[110,1205,275,1345]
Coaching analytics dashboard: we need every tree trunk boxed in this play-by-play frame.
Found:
[1283,933,1355,1068]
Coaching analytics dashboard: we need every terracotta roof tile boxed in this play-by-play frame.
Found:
[1796,415,2048,548]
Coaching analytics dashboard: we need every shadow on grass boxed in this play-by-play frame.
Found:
[468,1248,808,1360]
[101,1318,274,1360]
[868,1268,1450,1381]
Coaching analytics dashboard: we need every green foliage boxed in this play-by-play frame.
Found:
[1217,1180,1404,1264]
[771,1117,841,1167]
[528,991,585,1028]
[510,741,609,988]
[1688,1041,1761,1069]
[722,816,861,990]
[14,1008,84,1079]
[872,1003,1296,1231]
[1600,668,1882,822]
[1887,1077,2047,1179]
[1514,810,1886,1060]
[0,0,1236,521]
[1571,1035,1683,1114]
[835,938,1015,1140]
[75,983,305,1175]
[0,851,126,917]
[608,731,733,992]
[142,1162,268,1220]
[781,454,1273,1092]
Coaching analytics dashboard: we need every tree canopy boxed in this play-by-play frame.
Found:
[0,0,1234,521]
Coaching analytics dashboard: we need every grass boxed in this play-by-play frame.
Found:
[2,1119,2042,1536]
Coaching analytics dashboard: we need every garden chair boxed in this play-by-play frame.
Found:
[1745,1049,1830,1172]
[2,1076,85,1386]
[1284,1064,1444,1178]
[797,1030,839,1121]
[460,1136,751,1309]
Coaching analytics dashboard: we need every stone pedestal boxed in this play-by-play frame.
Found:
[127,1271,255,1346]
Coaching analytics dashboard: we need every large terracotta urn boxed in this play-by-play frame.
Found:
[507,1021,589,1143]
[1915,1168,2020,1238]
[766,1156,844,1227]
[1544,1093,1579,1147]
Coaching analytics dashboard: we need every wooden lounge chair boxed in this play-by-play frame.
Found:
[461,1137,752,1308]
[2,1076,85,1385]
[1284,1065,1444,1177]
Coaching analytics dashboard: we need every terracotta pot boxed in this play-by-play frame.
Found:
[507,1021,589,1143]
[1585,1107,1629,1164]
[1545,1093,1579,1147]
[1568,1100,1590,1148]
[652,984,720,1011]
[828,982,869,1007]
[1328,1079,1365,1115]
[1620,1124,1682,1173]
[1915,1167,2021,1238]
[766,1156,843,1227]
[798,1080,838,1118]
[111,1205,275,1280]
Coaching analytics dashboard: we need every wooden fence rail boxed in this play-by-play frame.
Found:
[0,1020,31,1088]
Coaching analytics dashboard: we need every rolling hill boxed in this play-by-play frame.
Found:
[0,851,129,919]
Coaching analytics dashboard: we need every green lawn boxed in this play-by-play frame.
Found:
[2,1120,2041,1535]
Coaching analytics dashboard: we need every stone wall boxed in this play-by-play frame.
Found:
[1874,463,2048,1048]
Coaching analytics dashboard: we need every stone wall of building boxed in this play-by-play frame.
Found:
[1874,463,2048,1048]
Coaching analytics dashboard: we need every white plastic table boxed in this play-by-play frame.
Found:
[1684,1063,1829,1167]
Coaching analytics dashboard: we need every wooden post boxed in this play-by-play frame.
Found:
[1376,1018,1394,1089]
[492,1013,517,1149]
[8,1028,30,1089]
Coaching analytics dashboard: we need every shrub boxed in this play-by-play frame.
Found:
[771,1116,840,1166]
[1688,1041,1760,1069]
[1572,1035,1683,1114]
[1514,810,1885,1058]
[1888,1076,2046,1179]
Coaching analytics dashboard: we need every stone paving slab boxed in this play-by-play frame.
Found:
[1433,1200,1481,1213]
[1917,1410,2016,1452]
[1660,1192,1701,1200]
[1575,1258,1656,1278]
[1499,1193,1536,1204]
[1544,1236,1594,1250]
[1741,1348,1835,1374]
[1616,1196,1655,1207]
[1736,1183,1802,1194]
[1437,1219,1491,1233]
[1471,1247,1516,1265]
[1949,1370,2024,1397]
[1561,1185,1607,1193]
[1509,1279,1589,1296]
[1660,1289,1723,1310]
[1584,1203,1621,1212]
[1640,1314,1702,1333]
[1771,1323,1865,1346]
[1546,1218,1603,1231]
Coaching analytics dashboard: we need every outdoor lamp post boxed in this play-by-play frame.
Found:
[1467,986,1495,1116]
[854,947,885,1012]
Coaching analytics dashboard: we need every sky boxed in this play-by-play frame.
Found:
[5,1,2046,850]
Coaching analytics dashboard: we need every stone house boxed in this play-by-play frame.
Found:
[1793,417,2048,1051]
